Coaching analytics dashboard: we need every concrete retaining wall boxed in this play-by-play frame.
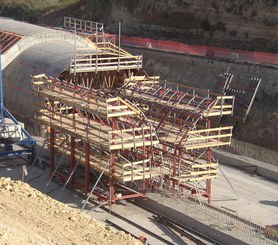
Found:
[213,149,278,183]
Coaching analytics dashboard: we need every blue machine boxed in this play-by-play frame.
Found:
[0,52,36,157]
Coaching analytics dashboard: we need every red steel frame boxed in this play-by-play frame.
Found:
[34,17,235,208]
[33,75,159,211]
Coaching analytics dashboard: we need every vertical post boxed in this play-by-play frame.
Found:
[109,118,116,213]
[70,136,75,187]
[95,22,98,73]
[49,128,55,174]
[207,118,212,204]
[74,21,77,78]
[85,142,90,193]
[0,51,4,123]
[172,149,177,193]
[179,149,184,193]
[118,20,122,71]
[109,151,115,213]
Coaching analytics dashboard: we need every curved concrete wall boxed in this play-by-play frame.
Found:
[0,18,96,131]
[2,30,95,69]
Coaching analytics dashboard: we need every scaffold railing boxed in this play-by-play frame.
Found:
[64,16,104,34]
[70,53,143,73]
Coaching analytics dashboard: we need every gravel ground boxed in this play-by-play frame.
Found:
[0,177,140,245]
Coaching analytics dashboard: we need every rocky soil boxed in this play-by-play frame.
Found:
[0,177,140,245]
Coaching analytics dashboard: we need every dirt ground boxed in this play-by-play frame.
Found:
[0,177,140,245]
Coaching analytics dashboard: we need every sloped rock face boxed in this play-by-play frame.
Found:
[106,0,278,52]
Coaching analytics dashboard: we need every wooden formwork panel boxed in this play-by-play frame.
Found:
[37,111,158,151]
[33,77,140,118]
[159,152,218,183]
[54,144,161,182]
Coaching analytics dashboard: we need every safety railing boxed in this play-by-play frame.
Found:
[70,53,143,73]
[64,16,103,34]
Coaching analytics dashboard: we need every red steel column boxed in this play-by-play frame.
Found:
[207,118,212,204]
[109,118,116,212]
[49,99,55,174]
[109,151,115,213]
[70,136,75,186]
[85,142,90,193]
[207,149,212,204]
[49,127,55,174]
[172,149,177,192]
[179,149,184,193]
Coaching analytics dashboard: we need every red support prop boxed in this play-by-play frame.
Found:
[49,127,55,174]
[85,142,90,193]
[207,117,212,204]
[109,118,116,213]
[70,136,75,186]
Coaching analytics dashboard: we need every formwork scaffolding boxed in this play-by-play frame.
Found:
[32,74,160,210]
[119,75,234,202]
[32,17,235,208]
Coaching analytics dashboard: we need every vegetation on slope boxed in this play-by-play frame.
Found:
[0,0,79,22]
[0,0,277,52]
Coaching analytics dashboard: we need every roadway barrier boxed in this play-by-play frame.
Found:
[119,35,278,65]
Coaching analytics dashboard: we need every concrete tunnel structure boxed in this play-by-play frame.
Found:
[0,17,96,130]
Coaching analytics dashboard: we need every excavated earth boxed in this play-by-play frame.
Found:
[0,177,140,245]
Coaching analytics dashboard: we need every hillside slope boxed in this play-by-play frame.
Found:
[0,177,140,245]
[106,0,278,52]
[1,0,277,52]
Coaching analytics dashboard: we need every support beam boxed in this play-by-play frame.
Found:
[70,136,75,187]
[49,127,55,174]
[85,142,90,193]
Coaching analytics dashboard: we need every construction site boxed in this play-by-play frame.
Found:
[0,15,277,245]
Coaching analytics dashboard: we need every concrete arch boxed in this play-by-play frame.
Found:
[2,30,95,69]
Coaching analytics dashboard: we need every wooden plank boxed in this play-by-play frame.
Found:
[214,105,233,109]
[185,141,231,150]
[110,134,153,143]
[187,133,232,142]
[217,96,234,99]
[107,110,137,118]
[206,111,232,116]
[187,126,233,134]
[118,97,141,115]
[180,169,217,177]
[109,140,159,150]
[192,163,218,168]
[107,105,128,110]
